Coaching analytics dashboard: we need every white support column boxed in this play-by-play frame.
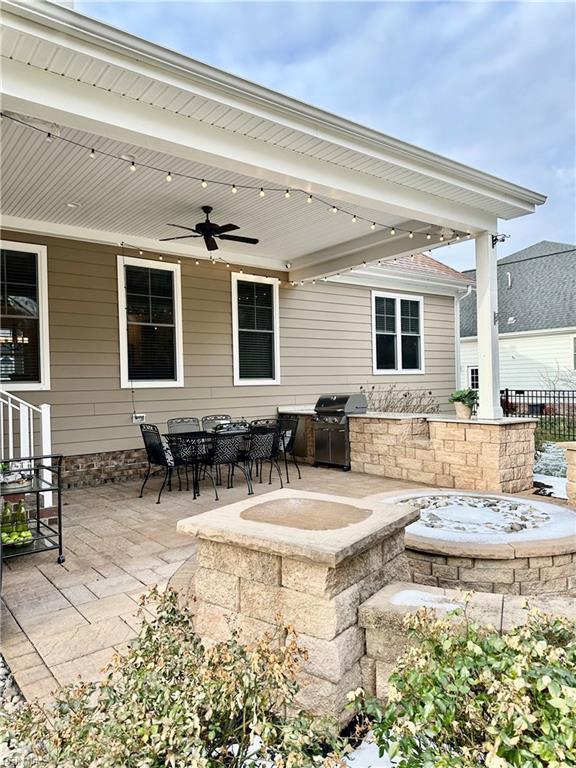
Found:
[475,232,503,419]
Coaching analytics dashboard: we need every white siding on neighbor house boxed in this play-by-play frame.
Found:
[2,232,459,457]
[460,331,576,390]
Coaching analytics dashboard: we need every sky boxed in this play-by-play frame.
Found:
[77,0,576,271]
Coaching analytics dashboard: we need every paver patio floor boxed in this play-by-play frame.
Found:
[1,465,423,703]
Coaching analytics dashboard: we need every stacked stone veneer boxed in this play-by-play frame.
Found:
[349,417,536,494]
[61,449,147,488]
[407,549,576,596]
[191,531,409,721]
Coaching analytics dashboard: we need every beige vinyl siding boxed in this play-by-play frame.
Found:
[2,232,457,456]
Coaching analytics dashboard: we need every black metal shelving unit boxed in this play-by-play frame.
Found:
[1,455,64,565]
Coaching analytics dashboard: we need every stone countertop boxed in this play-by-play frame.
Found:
[177,488,419,567]
[277,405,537,426]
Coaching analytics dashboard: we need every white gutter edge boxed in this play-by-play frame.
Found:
[461,326,576,342]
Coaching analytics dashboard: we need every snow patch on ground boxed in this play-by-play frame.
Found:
[346,736,393,767]
[389,589,459,610]
[534,474,568,500]
[535,442,567,477]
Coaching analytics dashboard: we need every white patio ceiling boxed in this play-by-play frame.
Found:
[0,0,546,281]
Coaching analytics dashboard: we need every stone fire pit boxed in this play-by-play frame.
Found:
[177,488,418,721]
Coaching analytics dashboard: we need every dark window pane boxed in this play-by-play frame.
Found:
[255,283,273,306]
[239,330,274,379]
[238,305,255,330]
[376,334,396,370]
[150,270,173,298]
[127,324,175,381]
[400,300,420,334]
[237,281,255,305]
[401,335,420,369]
[255,305,273,331]
[1,251,38,316]
[126,295,150,323]
[125,265,149,295]
[375,296,396,333]
[151,297,174,325]
[6,287,38,317]
[0,318,40,383]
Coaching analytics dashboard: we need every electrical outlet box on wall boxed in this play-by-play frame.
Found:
[132,413,146,424]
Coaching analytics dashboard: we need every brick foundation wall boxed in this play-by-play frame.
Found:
[61,449,147,489]
[349,416,536,493]
[407,549,576,596]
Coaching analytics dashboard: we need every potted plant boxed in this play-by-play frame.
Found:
[449,388,478,419]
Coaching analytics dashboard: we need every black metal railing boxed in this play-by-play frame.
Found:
[501,388,576,441]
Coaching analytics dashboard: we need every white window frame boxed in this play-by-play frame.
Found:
[117,255,184,389]
[371,291,425,375]
[1,240,50,391]
[231,272,281,386]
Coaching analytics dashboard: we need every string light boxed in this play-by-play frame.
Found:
[138,249,143,255]
[158,255,163,261]
[195,260,200,265]
[2,113,475,248]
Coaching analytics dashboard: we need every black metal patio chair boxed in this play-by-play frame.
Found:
[165,432,218,501]
[279,415,302,482]
[167,416,201,433]
[202,414,232,432]
[246,423,284,488]
[139,423,185,504]
[208,431,253,495]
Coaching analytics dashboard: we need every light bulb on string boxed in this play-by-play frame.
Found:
[331,206,338,214]
[231,184,237,194]
[390,228,395,235]
[285,190,291,199]
[226,263,230,268]
[370,222,376,231]
[426,233,431,240]
[89,148,95,159]
[195,260,200,265]
[45,133,53,144]
[159,256,163,261]
[138,250,143,256]
[440,234,445,241]
[456,234,461,240]
[307,195,313,204]
[393,258,398,264]
[322,276,328,281]
[165,171,172,182]
[201,179,207,188]
[130,161,136,172]
[352,215,357,223]
[259,188,265,198]
[312,280,316,285]
[409,232,414,239]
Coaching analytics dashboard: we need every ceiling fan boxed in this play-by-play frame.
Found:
[159,205,259,252]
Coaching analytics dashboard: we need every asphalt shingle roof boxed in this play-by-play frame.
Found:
[460,241,576,336]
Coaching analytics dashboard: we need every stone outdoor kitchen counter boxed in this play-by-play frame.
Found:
[177,489,418,567]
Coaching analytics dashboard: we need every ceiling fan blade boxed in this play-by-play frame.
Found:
[215,223,240,234]
[159,235,200,241]
[166,224,199,233]
[219,234,259,245]
[204,235,219,251]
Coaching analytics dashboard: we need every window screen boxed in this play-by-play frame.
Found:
[0,249,40,383]
[237,280,275,380]
[125,265,176,381]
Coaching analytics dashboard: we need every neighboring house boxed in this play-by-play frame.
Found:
[0,2,544,480]
[460,241,576,390]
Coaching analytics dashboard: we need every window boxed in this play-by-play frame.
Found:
[372,291,424,374]
[468,366,479,389]
[117,256,183,388]
[0,241,50,390]
[231,273,280,385]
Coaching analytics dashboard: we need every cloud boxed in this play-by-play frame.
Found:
[78,0,576,268]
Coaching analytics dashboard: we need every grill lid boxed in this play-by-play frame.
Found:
[314,393,368,414]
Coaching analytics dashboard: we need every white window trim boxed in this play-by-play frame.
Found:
[117,255,184,389]
[1,240,50,392]
[371,290,425,375]
[468,366,479,390]
[231,272,280,386]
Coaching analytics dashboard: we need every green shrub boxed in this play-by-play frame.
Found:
[1,589,348,767]
[352,606,576,768]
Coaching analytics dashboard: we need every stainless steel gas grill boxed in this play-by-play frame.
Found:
[313,393,368,470]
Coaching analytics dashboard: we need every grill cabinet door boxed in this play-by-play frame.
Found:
[314,425,331,464]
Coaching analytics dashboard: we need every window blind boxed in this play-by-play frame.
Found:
[237,280,275,380]
[125,265,176,381]
[0,249,40,383]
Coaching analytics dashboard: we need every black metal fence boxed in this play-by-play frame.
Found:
[501,388,576,441]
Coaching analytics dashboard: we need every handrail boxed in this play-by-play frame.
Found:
[0,389,43,414]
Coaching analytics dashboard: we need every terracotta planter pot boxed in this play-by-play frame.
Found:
[454,402,473,420]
